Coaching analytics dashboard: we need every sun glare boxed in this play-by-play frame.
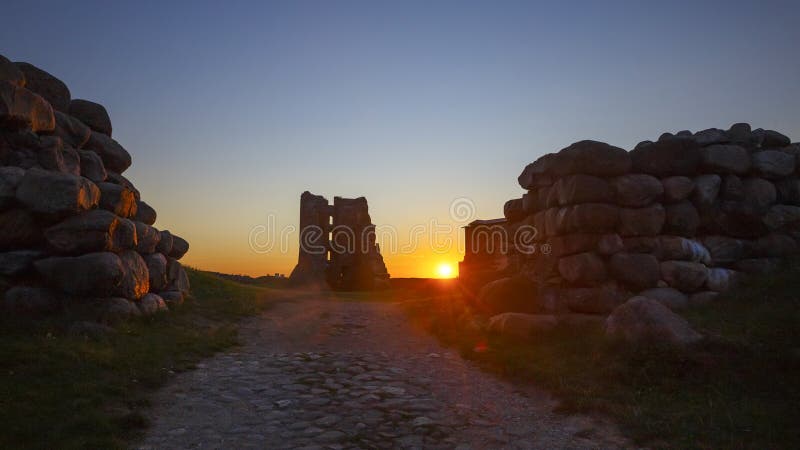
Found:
[436,263,454,279]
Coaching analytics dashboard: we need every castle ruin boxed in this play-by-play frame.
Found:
[289,191,389,290]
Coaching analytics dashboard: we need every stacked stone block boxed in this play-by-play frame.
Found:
[0,55,190,321]
[503,124,799,315]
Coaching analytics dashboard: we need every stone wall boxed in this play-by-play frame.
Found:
[478,123,799,320]
[0,55,190,322]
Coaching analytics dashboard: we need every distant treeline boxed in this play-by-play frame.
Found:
[208,272,291,288]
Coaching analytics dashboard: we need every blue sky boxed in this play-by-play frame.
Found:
[2,0,799,276]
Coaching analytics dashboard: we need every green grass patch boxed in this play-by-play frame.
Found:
[0,269,285,450]
[403,265,800,449]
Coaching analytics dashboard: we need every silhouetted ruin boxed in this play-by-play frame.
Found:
[289,191,389,290]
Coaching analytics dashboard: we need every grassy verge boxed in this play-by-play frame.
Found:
[0,269,284,450]
[403,266,800,449]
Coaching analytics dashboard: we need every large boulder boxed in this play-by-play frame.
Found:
[622,236,660,254]
[68,99,112,136]
[597,233,624,255]
[522,191,537,213]
[692,174,722,209]
[518,153,556,189]
[546,233,600,257]
[134,200,157,225]
[61,146,80,176]
[488,313,558,338]
[688,291,718,307]
[159,290,184,308]
[699,144,751,174]
[761,130,791,148]
[138,293,168,316]
[660,261,708,293]
[550,140,631,176]
[549,203,620,235]
[734,258,781,274]
[2,286,62,316]
[53,111,91,149]
[105,172,139,199]
[562,283,628,314]
[754,233,798,257]
[15,168,99,216]
[727,123,755,145]
[35,136,68,173]
[702,235,747,265]
[763,205,800,230]
[118,250,150,300]
[638,287,689,310]
[663,201,700,237]
[43,209,136,254]
[475,276,554,315]
[0,55,25,87]
[630,138,700,176]
[95,297,141,324]
[609,253,660,290]
[605,296,702,345]
[776,178,800,205]
[169,235,189,259]
[536,186,553,210]
[77,149,107,182]
[558,252,607,286]
[34,252,125,297]
[145,252,168,291]
[503,198,525,222]
[720,174,744,201]
[657,236,711,264]
[661,176,695,202]
[618,204,665,236]
[751,150,795,179]
[611,174,663,207]
[97,182,137,218]
[83,131,131,173]
[0,166,25,210]
[0,250,43,276]
[13,62,70,112]
[554,174,614,205]
[166,257,190,297]
[156,229,174,254]
[705,268,742,292]
[692,128,728,146]
[0,80,55,132]
[135,221,161,254]
[742,178,777,212]
[0,209,42,250]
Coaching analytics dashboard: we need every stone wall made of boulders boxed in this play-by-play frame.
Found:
[494,123,799,321]
[0,54,190,323]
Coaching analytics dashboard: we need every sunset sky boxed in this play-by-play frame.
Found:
[2,0,799,277]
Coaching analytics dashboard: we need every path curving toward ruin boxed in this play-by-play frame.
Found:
[137,296,631,449]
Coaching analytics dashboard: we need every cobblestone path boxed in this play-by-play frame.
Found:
[137,297,630,449]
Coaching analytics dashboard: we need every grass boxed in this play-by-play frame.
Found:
[0,269,285,450]
[402,264,800,449]
[2,269,797,449]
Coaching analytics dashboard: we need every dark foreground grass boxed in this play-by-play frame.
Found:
[403,266,800,449]
[0,269,282,450]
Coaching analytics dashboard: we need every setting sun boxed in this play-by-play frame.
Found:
[435,263,455,279]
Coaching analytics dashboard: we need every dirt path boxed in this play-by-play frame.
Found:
[137,296,631,449]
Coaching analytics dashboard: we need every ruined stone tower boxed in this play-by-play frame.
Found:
[289,191,389,290]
